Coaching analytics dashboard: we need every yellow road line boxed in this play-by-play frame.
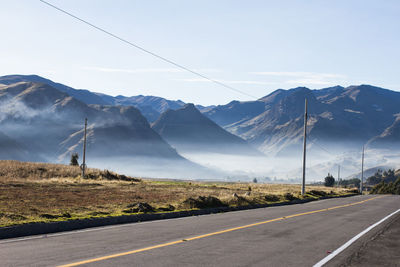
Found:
[58,196,382,267]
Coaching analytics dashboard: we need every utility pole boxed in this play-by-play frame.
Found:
[81,118,87,178]
[301,98,308,196]
[337,165,340,187]
[360,145,364,194]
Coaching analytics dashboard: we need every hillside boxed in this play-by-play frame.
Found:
[0,81,222,179]
[204,85,400,155]
[0,74,108,105]
[0,75,188,123]
[368,115,400,149]
[152,104,262,155]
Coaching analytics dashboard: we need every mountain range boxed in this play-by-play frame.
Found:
[0,80,222,179]
[205,85,400,155]
[1,74,400,180]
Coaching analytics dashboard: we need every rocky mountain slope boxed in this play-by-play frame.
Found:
[152,104,262,155]
[0,81,183,162]
[0,75,187,123]
[204,85,400,155]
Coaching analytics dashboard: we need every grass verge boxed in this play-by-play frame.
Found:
[0,160,356,227]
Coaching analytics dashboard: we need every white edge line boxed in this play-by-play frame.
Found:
[313,207,400,267]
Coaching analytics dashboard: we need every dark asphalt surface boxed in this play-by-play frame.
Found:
[1,195,399,267]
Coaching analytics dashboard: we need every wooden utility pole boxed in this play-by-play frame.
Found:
[82,118,87,178]
[301,98,308,196]
[360,145,364,194]
[337,165,341,187]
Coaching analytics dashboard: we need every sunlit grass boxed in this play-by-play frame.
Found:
[0,160,354,227]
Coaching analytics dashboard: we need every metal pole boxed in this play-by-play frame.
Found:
[301,98,308,196]
[360,145,364,194]
[82,118,87,178]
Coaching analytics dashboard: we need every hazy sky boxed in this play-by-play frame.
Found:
[1,0,399,105]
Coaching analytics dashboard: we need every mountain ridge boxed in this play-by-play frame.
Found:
[2,74,400,159]
[152,103,262,156]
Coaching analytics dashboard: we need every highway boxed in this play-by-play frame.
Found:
[1,195,399,267]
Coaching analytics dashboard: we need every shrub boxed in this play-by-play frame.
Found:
[366,170,383,185]
[180,196,225,209]
[123,202,154,213]
[370,176,400,195]
[70,153,79,166]
[284,193,298,201]
[324,174,335,187]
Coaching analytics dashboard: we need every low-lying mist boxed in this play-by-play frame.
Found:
[177,146,400,182]
[67,156,224,181]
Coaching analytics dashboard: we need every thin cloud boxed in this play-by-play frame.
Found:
[250,71,344,79]
[83,66,222,74]
[83,66,184,73]
[249,71,346,86]
[285,79,335,85]
[175,78,275,85]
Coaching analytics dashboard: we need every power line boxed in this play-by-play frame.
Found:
[39,0,258,99]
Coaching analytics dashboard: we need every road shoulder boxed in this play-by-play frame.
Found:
[326,210,400,267]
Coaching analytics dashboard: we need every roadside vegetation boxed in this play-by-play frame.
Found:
[0,160,355,227]
[369,169,400,194]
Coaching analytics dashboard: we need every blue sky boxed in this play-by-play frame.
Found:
[1,0,399,105]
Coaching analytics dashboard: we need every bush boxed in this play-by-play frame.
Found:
[370,176,400,195]
[85,170,140,182]
[284,193,298,201]
[180,196,225,209]
[70,153,79,166]
[123,202,154,213]
[366,170,383,185]
[324,174,335,187]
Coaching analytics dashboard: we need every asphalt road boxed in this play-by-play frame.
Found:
[1,195,399,267]
[342,209,400,267]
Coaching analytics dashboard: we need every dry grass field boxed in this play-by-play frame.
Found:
[0,160,354,227]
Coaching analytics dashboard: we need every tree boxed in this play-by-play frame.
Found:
[70,153,79,166]
[383,169,396,183]
[253,178,258,183]
[324,173,335,187]
[366,170,383,185]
